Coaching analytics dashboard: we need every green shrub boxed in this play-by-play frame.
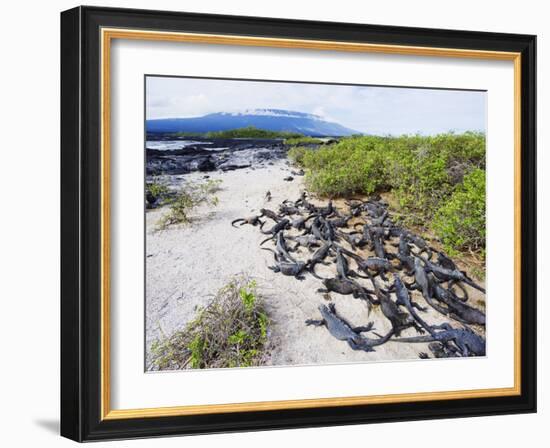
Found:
[288,146,308,166]
[433,168,486,255]
[157,179,221,229]
[145,178,170,207]
[292,132,486,254]
[150,276,270,370]
[205,126,303,139]
[285,136,323,146]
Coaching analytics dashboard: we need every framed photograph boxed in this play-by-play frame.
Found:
[60,6,536,442]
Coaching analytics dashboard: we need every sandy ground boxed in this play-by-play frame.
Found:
[145,159,485,369]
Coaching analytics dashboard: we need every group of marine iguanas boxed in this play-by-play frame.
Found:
[231,192,486,359]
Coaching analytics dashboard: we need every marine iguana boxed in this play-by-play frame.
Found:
[294,191,308,206]
[267,251,307,280]
[369,210,389,227]
[334,246,362,280]
[432,281,486,325]
[317,278,376,305]
[337,246,394,280]
[297,195,318,213]
[259,208,281,222]
[306,303,392,352]
[427,341,460,358]
[421,257,486,293]
[288,234,321,251]
[386,323,486,357]
[305,242,333,279]
[418,342,460,359]
[357,256,394,281]
[318,200,336,217]
[319,216,337,242]
[278,203,301,216]
[363,201,386,218]
[231,215,264,228]
[310,217,325,241]
[369,273,424,336]
[435,250,457,271]
[290,214,315,230]
[393,275,431,332]
[413,257,431,300]
[335,230,363,251]
[391,234,415,274]
[373,235,389,260]
[347,202,364,217]
[403,231,433,259]
[403,258,461,317]
[329,215,352,228]
[259,218,290,237]
[263,231,297,263]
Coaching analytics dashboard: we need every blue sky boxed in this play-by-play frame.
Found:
[146,76,486,136]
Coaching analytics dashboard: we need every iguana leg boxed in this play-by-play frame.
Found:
[305,319,325,327]
[411,301,428,312]
[410,321,426,334]
[353,322,375,333]
[347,338,375,352]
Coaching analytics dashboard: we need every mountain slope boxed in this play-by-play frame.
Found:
[146,109,359,137]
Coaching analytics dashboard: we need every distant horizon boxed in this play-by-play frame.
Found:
[146,76,487,136]
[146,110,486,138]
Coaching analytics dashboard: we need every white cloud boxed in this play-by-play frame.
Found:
[146,76,486,135]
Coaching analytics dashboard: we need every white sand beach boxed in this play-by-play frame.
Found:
[145,159,485,369]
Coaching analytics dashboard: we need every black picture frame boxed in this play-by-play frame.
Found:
[61,5,536,442]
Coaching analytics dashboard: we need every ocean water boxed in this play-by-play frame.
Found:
[145,140,213,150]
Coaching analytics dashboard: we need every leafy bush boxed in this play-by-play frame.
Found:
[150,276,270,370]
[433,168,486,254]
[205,126,303,139]
[285,136,323,146]
[288,146,309,165]
[290,132,486,254]
[145,178,171,208]
[157,179,221,229]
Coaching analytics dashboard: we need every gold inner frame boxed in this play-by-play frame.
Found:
[100,27,522,420]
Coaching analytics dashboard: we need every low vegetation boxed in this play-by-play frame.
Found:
[157,179,221,229]
[145,177,171,207]
[433,168,486,256]
[205,126,303,139]
[290,132,486,256]
[284,136,323,146]
[150,276,270,370]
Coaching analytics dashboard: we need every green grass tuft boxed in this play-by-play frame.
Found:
[157,179,221,229]
[150,276,270,370]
